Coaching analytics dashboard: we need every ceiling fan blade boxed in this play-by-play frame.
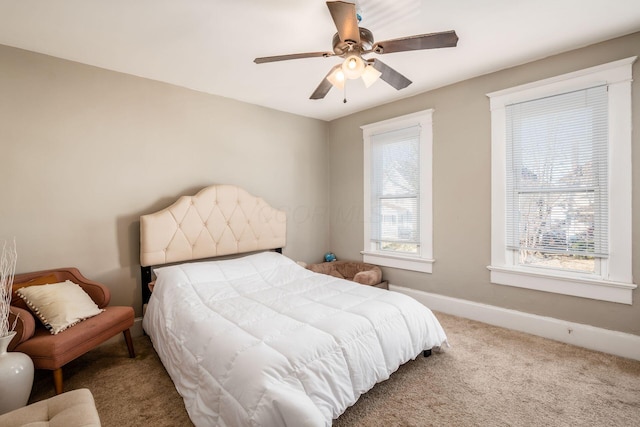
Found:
[254,51,333,64]
[369,59,412,90]
[327,1,360,43]
[373,30,458,54]
[310,64,342,100]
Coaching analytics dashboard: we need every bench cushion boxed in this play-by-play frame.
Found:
[14,306,134,370]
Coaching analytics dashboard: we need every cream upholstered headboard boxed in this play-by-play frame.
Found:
[140,184,286,268]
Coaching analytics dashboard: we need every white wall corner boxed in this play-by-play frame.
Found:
[391,285,640,361]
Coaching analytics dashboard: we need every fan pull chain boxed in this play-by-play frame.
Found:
[343,82,347,104]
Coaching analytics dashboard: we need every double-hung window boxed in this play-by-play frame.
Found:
[506,86,608,273]
[488,57,636,304]
[362,109,434,273]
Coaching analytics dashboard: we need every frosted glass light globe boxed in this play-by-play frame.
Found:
[341,54,365,79]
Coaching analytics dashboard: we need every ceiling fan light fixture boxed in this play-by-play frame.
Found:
[255,2,458,101]
[341,53,365,79]
[327,67,345,89]
[361,64,382,88]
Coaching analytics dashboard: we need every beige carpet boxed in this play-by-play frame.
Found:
[29,312,640,426]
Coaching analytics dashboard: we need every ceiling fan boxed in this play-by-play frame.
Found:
[254,1,458,100]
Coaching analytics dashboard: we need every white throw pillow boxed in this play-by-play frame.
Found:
[16,280,104,334]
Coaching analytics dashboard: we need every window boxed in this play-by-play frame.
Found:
[488,57,636,304]
[506,86,608,274]
[362,109,433,273]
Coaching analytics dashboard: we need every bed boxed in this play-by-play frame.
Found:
[140,184,448,427]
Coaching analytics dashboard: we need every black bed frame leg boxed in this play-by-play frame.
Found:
[423,349,432,358]
[141,265,152,305]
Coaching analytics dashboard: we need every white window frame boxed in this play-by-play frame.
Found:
[361,109,434,273]
[487,57,637,304]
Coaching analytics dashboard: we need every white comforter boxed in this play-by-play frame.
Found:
[143,251,447,427]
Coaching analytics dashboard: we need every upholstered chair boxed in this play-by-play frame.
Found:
[0,388,101,426]
[9,267,135,394]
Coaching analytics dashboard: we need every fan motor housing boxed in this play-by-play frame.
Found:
[332,27,374,55]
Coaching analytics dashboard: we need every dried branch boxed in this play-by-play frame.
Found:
[0,239,18,337]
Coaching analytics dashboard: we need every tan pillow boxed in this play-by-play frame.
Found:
[16,280,104,334]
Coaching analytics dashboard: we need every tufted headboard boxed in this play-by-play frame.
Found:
[139,184,286,302]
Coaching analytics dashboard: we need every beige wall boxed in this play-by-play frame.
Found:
[2,31,639,336]
[327,31,640,336]
[0,45,329,316]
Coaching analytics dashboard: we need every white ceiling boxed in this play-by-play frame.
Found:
[1,0,639,122]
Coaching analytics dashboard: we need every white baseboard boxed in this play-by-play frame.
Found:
[391,285,640,361]
[101,317,145,346]
[132,317,144,337]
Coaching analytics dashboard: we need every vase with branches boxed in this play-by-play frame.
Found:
[0,238,33,415]
[0,239,18,338]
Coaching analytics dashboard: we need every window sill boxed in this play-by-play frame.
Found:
[487,265,636,304]
[362,251,434,273]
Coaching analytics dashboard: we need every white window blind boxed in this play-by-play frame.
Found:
[370,125,420,253]
[505,85,608,259]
